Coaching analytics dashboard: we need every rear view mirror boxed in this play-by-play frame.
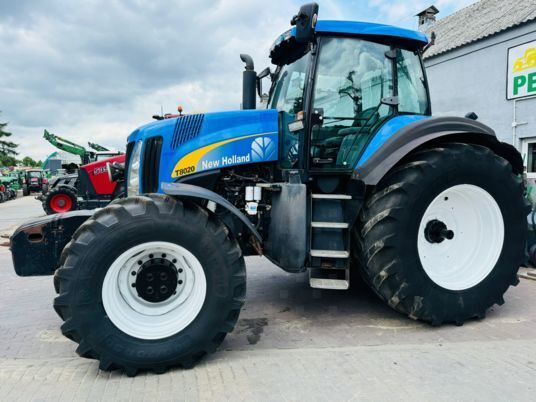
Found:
[291,3,319,44]
[256,67,272,97]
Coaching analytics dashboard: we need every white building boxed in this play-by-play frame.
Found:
[421,0,536,192]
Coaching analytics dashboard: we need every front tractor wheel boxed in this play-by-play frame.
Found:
[355,143,529,325]
[53,194,246,376]
[43,187,78,214]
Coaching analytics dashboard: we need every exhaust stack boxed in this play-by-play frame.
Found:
[240,54,256,110]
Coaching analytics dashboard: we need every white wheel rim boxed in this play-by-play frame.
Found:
[417,184,504,291]
[102,241,207,340]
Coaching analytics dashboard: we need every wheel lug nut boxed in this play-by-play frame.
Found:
[178,268,183,273]
[137,260,142,265]
[160,285,168,294]
[160,273,168,280]
[131,283,136,288]
[146,286,154,294]
[178,280,183,285]
[131,271,136,276]
[172,259,177,263]
[146,273,153,281]
[162,253,167,258]
[149,254,154,258]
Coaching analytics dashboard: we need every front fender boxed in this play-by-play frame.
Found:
[161,182,262,244]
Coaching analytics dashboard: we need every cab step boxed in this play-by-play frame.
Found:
[310,249,349,258]
[309,268,349,290]
[311,194,352,200]
[311,221,349,229]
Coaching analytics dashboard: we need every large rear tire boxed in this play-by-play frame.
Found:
[43,187,78,214]
[354,143,529,325]
[53,194,246,375]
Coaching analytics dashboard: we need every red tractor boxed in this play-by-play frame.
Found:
[42,154,125,214]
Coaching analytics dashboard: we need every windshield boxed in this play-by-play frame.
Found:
[28,171,41,178]
[268,52,310,114]
[96,153,118,161]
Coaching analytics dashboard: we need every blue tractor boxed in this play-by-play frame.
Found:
[11,4,529,376]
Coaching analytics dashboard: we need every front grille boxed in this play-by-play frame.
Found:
[171,114,204,149]
[142,136,163,193]
[125,141,135,170]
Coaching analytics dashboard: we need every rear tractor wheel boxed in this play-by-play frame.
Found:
[43,187,78,214]
[355,143,529,325]
[53,194,246,376]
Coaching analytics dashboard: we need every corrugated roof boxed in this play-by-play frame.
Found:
[424,0,536,59]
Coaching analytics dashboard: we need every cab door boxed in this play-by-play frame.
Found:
[308,36,394,172]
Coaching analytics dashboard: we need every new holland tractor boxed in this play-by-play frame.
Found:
[10,4,529,376]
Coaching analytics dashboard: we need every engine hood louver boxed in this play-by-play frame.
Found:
[171,114,205,149]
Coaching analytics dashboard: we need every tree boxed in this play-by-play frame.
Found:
[0,112,19,166]
[22,156,38,167]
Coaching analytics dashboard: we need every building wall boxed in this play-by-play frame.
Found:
[424,22,536,148]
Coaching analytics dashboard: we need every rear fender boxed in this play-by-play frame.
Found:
[10,210,94,276]
[353,116,522,185]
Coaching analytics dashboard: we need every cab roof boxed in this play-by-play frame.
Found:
[315,20,428,46]
[270,19,429,65]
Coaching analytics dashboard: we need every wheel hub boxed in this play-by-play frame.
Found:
[134,257,179,303]
[424,219,454,244]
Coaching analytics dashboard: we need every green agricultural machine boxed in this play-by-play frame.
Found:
[0,172,17,202]
[43,129,118,166]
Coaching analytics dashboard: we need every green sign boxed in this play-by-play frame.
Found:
[507,41,536,100]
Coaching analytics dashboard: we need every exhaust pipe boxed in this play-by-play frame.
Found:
[240,54,256,110]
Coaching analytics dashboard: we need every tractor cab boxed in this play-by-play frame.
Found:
[264,7,431,181]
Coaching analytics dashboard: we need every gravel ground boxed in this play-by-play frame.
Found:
[0,195,535,401]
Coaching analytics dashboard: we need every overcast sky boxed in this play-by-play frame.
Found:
[0,0,476,160]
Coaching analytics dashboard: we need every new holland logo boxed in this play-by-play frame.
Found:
[250,137,276,162]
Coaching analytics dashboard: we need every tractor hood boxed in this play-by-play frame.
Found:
[128,109,279,183]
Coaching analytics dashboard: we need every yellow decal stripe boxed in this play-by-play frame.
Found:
[171,132,271,178]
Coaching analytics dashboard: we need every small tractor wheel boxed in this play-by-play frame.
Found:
[354,143,529,325]
[22,184,29,196]
[43,187,78,215]
[53,194,246,376]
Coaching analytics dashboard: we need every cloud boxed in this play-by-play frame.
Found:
[0,0,476,160]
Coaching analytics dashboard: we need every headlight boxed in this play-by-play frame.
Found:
[127,141,142,197]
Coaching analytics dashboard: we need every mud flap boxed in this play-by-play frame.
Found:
[10,210,94,277]
[264,181,308,272]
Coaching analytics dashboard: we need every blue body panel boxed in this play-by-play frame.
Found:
[315,20,428,46]
[271,20,428,51]
[128,109,279,193]
[356,115,429,167]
